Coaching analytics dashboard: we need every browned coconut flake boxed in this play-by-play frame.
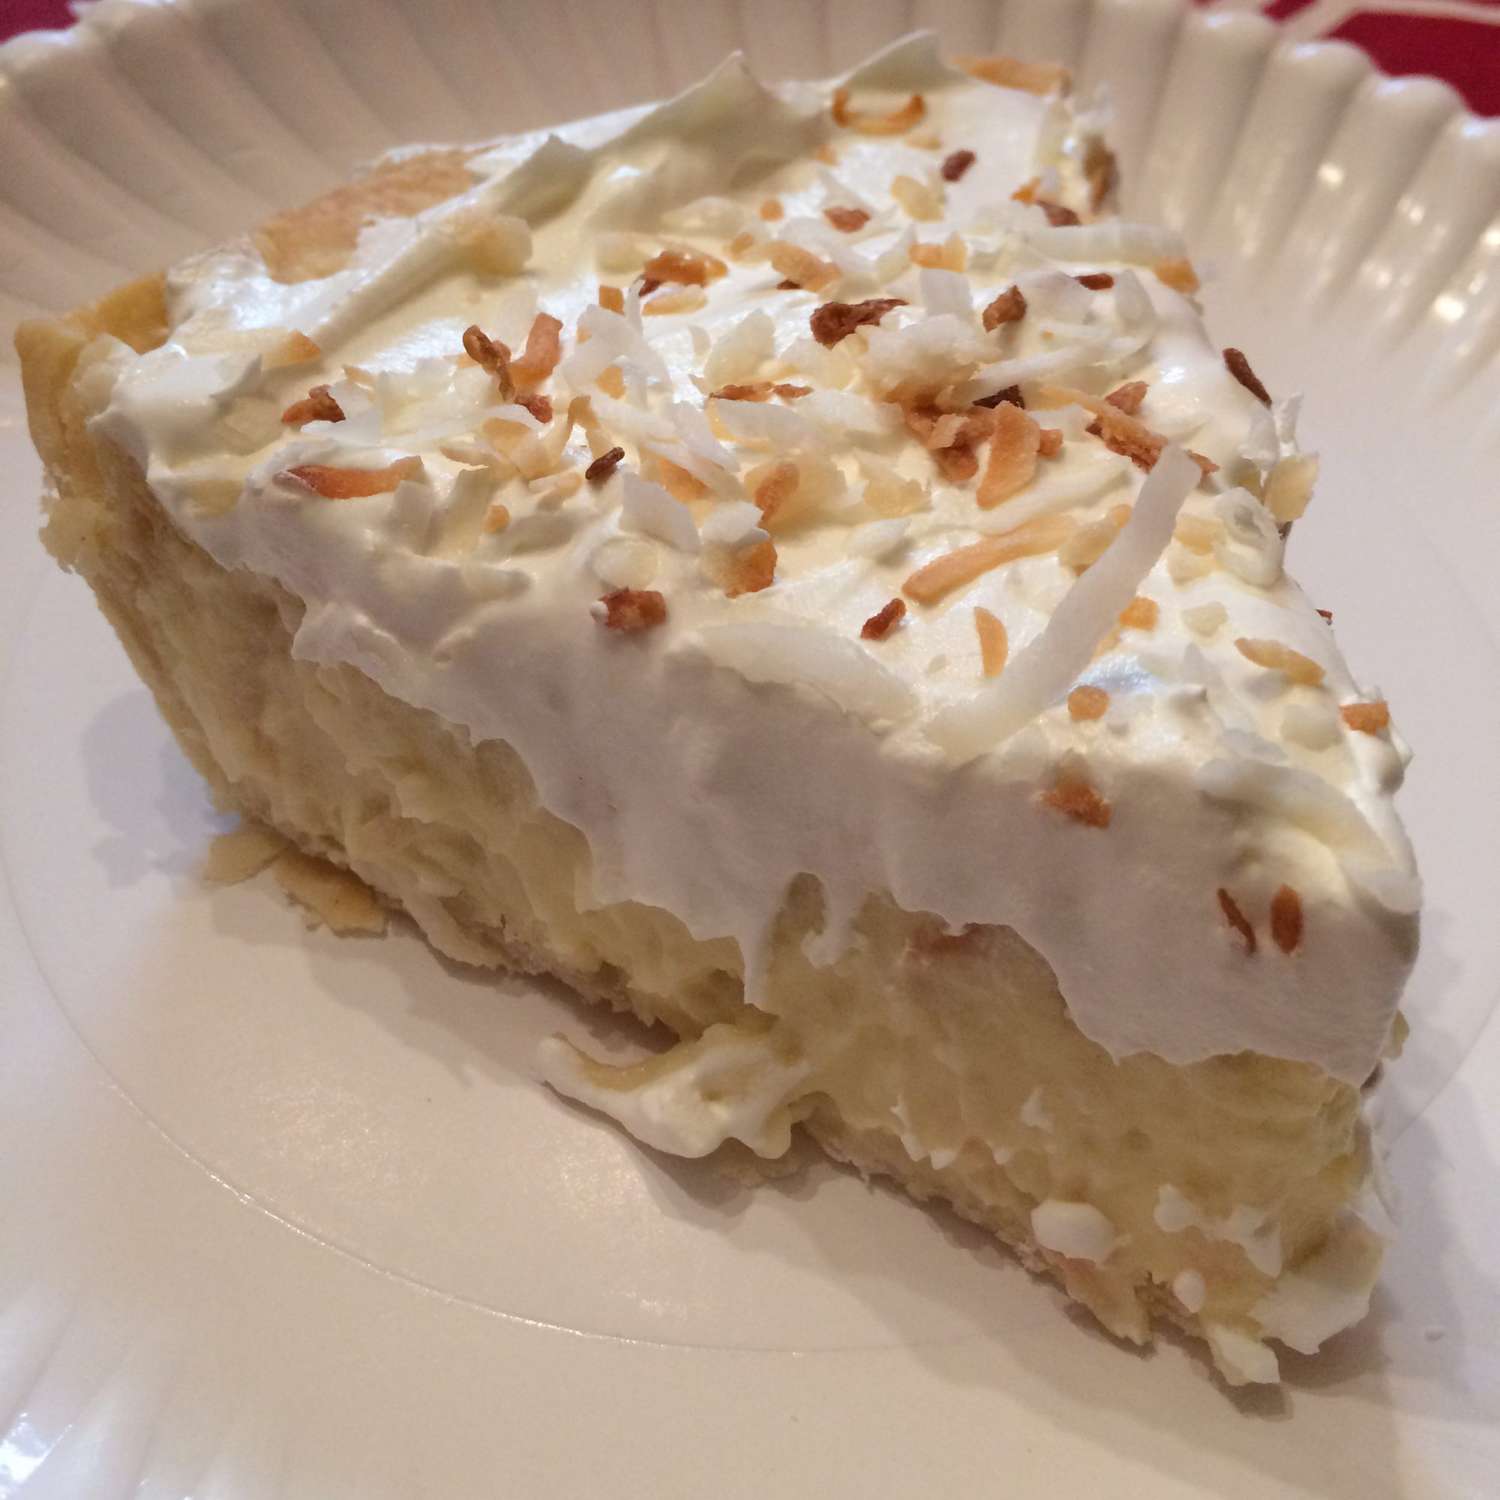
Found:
[1153,258,1201,294]
[1068,685,1110,721]
[824,205,871,233]
[941,148,976,182]
[981,284,1027,331]
[861,597,906,641]
[902,513,1075,604]
[830,87,927,135]
[973,606,1008,677]
[1223,347,1272,406]
[1270,885,1304,955]
[1117,596,1159,632]
[463,323,513,395]
[279,458,421,499]
[1040,775,1112,829]
[281,384,344,427]
[770,243,839,292]
[723,538,778,597]
[641,246,728,286]
[1234,637,1326,687]
[809,296,906,348]
[599,588,667,633]
[1075,272,1115,291]
[510,312,563,389]
[1105,381,1148,415]
[976,400,1041,508]
[585,446,625,484]
[1217,889,1257,954]
[1341,700,1391,734]
[956,54,1071,96]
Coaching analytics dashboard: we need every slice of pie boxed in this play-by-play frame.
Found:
[17,35,1419,1385]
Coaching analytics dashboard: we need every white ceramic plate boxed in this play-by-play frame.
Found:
[2,2,1498,1495]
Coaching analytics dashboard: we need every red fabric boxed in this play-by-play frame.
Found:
[2,0,1496,114]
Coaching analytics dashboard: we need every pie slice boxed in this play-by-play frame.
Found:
[17,35,1419,1386]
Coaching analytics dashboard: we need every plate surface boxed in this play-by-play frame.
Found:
[1,2,1498,1495]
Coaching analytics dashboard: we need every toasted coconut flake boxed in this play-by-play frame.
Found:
[1075,272,1115,291]
[596,365,626,398]
[1038,427,1064,459]
[1084,139,1119,214]
[810,296,905,347]
[1060,519,1121,571]
[1174,513,1218,553]
[1183,602,1227,637]
[463,322,513,397]
[751,461,800,527]
[759,197,784,222]
[903,513,1075,604]
[281,384,345,427]
[774,382,811,401]
[585,446,625,484]
[957,54,1071,95]
[941,149,977,182]
[723,538,778,596]
[976,384,1024,410]
[1168,546,1216,584]
[1271,885,1304,954]
[726,229,759,259]
[599,588,668,633]
[770,243,839,292]
[976,400,1041,509]
[599,284,625,313]
[279,458,420,499]
[1264,452,1319,525]
[1068,685,1109,721]
[1218,889,1257,954]
[861,597,907,641]
[1105,380,1148,415]
[1341,700,1391,734]
[1224,347,1271,406]
[1040,774,1111,828]
[517,392,553,424]
[974,607,1008,677]
[825,205,871,233]
[657,457,710,502]
[1118,595,1159,632]
[483,502,511,533]
[1235,637,1325,687]
[1153,257,1200,294]
[982,284,1027,331]
[714,381,773,402]
[643,285,708,316]
[1011,177,1040,205]
[831,87,926,135]
[642,246,728,286]
[1044,383,1167,471]
[891,174,943,221]
[1039,200,1081,228]
[909,234,968,271]
[814,142,839,165]
[264,331,322,370]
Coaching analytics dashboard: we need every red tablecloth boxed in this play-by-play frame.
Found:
[2,0,1496,114]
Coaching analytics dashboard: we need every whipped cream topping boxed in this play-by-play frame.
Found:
[87,34,1418,1084]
